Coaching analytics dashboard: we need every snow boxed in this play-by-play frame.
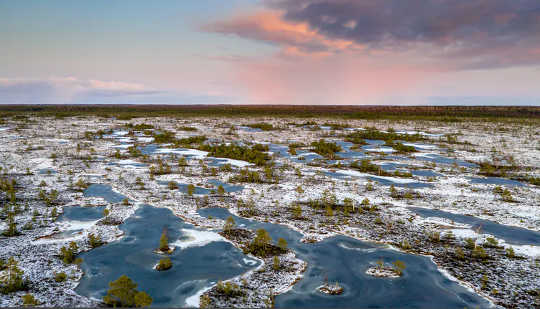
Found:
[334,169,419,184]
[155,148,209,159]
[116,159,141,165]
[364,147,396,153]
[402,142,438,150]
[112,130,129,136]
[171,229,225,250]
[450,228,479,239]
[62,219,100,231]
[46,138,70,143]
[509,244,540,258]
[185,283,214,308]
[243,258,258,266]
[209,157,253,167]
[29,158,55,170]
[112,144,134,149]
[136,137,154,143]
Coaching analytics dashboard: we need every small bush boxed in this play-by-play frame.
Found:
[54,272,67,283]
[156,258,172,271]
[21,294,39,306]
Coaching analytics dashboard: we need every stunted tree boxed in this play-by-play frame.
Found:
[223,216,235,234]
[159,229,169,252]
[103,275,152,307]
[217,185,225,195]
[187,184,195,196]
[0,257,26,293]
[277,238,288,251]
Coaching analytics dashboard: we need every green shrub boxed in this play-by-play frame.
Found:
[216,281,243,297]
[392,260,406,276]
[159,230,169,252]
[59,241,78,264]
[311,139,342,159]
[88,233,104,248]
[21,294,39,306]
[54,272,67,283]
[103,275,152,307]
[0,257,27,294]
[200,144,270,166]
[156,258,172,271]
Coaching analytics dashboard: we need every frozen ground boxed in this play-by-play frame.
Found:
[0,115,538,307]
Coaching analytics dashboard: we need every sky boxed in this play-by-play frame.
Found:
[1,0,539,105]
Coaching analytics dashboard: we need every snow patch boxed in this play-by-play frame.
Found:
[172,229,225,250]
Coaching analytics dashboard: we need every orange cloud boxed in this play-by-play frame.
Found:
[205,10,363,58]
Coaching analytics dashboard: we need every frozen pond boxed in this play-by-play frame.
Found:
[468,176,525,187]
[198,208,490,308]
[84,184,130,203]
[410,207,540,246]
[76,205,260,307]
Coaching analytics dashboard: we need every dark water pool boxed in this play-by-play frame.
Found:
[76,205,259,307]
[468,177,524,187]
[84,184,129,203]
[59,206,105,222]
[410,207,540,246]
[198,208,490,308]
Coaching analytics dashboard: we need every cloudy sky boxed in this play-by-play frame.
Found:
[1,0,539,105]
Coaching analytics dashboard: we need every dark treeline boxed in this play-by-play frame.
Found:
[0,104,538,121]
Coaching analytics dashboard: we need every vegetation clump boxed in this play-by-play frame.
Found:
[157,229,173,254]
[215,280,244,297]
[88,233,104,248]
[54,272,67,283]
[344,128,425,142]
[21,293,39,306]
[59,241,80,264]
[0,257,28,294]
[103,275,152,307]
[200,144,270,166]
[155,258,172,271]
[311,139,342,159]
[245,123,275,131]
[243,229,287,258]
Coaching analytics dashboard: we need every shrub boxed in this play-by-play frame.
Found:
[311,139,342,159]
[2,215,20,237]
[291,203,303,219]
[200,144,270,166]
[88,233,104,248]
[0,257,27,294]
[277,238,288,251]
[159,230,169,252]
[506,247,516,258]
[455,247,465,260]
[156,258,172,271]
[216,281,243,297]
[59,241,78,264]
[187,184,195,196]
[223,216,236,234]
[167,181,178,190]
[273,256,280,271]
[400,239,411,250]
[54,272,67,283]
[465,238,476,249]
[103,275,152,307]
[472,246,488,260]
[245,123,275,131]
[390,142,417,153]
[21,294,39,306]
[392,260,406,276]
[484,237,499,248]
[243,229,285,257]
